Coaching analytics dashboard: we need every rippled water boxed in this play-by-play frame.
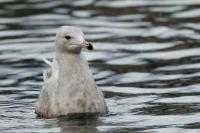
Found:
[1,0,200,132]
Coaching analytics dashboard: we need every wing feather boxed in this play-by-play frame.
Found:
[42,57,58,81]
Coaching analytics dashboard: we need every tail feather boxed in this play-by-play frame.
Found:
[42,58,52,66]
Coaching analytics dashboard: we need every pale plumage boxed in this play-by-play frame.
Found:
[35,26,108,118]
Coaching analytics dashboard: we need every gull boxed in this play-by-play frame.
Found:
[35,26,108,118]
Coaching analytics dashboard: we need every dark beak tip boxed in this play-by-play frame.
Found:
[87,43,94,50]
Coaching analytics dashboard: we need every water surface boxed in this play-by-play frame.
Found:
[1,0,200,132]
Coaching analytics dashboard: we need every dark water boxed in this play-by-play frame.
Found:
[1,0,200,132]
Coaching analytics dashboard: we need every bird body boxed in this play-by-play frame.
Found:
[35,26,108,118]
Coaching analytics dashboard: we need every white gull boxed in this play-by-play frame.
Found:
[35,26,108,118]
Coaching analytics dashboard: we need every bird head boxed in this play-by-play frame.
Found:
[55,26,93,54]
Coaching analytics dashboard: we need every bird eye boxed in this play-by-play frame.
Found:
[65,35,71,40]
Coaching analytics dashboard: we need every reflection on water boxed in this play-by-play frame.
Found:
[1,0,200,132]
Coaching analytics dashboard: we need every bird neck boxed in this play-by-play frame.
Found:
[55,51,95,95]
[56,51,84,75]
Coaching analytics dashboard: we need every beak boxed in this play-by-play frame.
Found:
[80,40,94,50]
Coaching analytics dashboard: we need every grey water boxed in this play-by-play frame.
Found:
[0,0,200,132]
